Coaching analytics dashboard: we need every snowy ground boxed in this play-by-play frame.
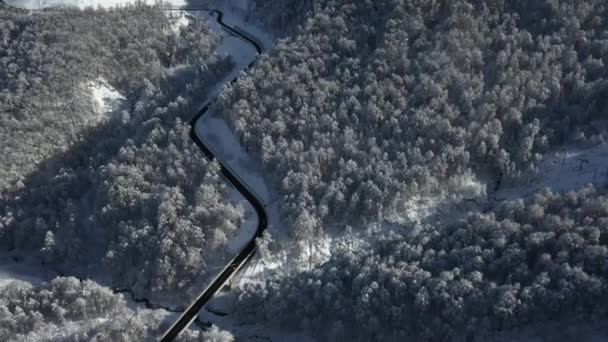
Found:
[485,319,608,342]
[197,10,259,71]
[496,143,608,200]
[1,1,298,339]
[393,143,608,230]
[88,78,125,122]
[0,254,55,288]
[201,294,317,342]
[190,5,321,341]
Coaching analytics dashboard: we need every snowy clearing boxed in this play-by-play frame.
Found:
[88,79,125,122]
[224,185,257,255]
[0,255,54,288]
[497,144,608,201]
[202,291,318,342]
[389,144,608,230]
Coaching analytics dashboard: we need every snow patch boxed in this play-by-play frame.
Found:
[496,144,608,201]
[170,12,191,33]
[386,194,440,226]
[88,79,125,121]
[448,171,487,199]
[387,144,608,229]
[0,255,55,288]
[191,7,290,291]
[196,115,271,203]
[384,170,486,228]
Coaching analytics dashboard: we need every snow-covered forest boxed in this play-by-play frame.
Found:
[239,185,608,341]
[221,0,608,233]
[210,0,608,340]
[0,277,235,341]
[0,3,249,338]
[2,0,608,340]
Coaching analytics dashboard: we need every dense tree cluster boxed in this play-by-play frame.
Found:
[0,5,243,300]
[0,277,126,341]
[0,277,235,341]
[251,0,313,33]
[237,185,608,341]
[219,0,608,238]
[99,121,244,296]
[0,4,215,190]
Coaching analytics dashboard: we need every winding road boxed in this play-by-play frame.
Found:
[160,10,267,342]
[0,4,265,339]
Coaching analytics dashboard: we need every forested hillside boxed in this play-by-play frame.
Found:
[0,5,242,301]
[2,0,608,340]
[220,0,608,233]
[0,5,212,190]
[216,0,608,340]
[0,277,235,341]
[239,185,608,340]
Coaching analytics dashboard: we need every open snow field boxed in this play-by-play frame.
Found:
[497,143,608,200]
